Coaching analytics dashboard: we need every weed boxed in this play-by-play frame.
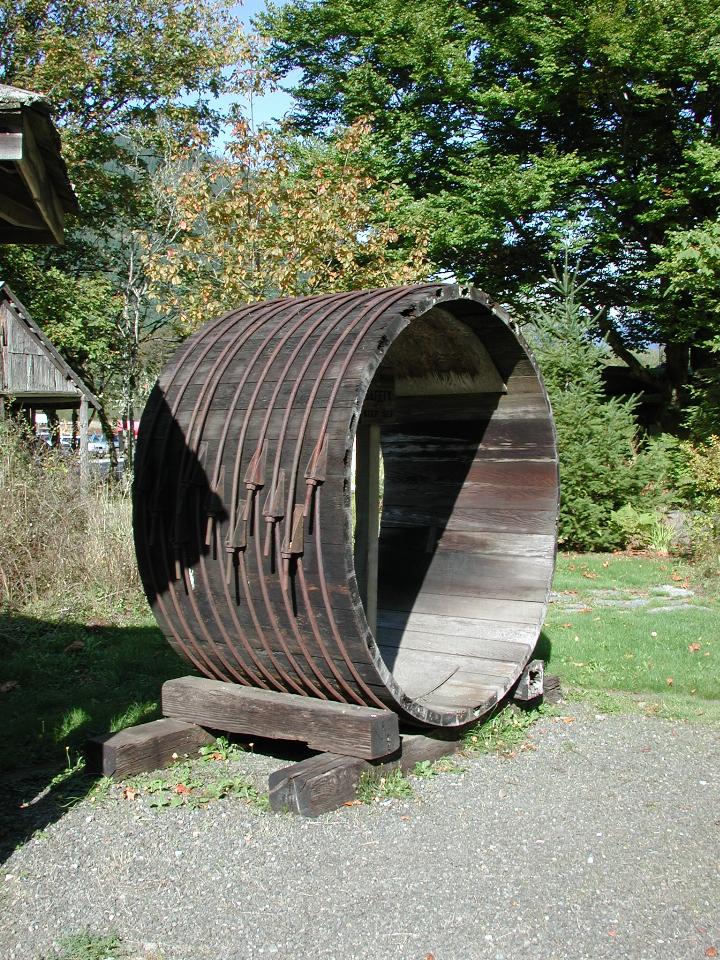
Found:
[356,769,414,803]
[412,757,466,778]
[411,760,437,778]
[121,764,268,812]
[463,706,545,756]
[0,418,143,615]
[41,932,125,960]
[198,736,244,762]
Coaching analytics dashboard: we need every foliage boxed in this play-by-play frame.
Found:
[149,120,431,334]
[356,768,414,803]
[677,435,720,579]
[41,933,126,960]
[261,0,720,420]
[0,419,141,613]
[0,0,245,427]
[463,705,547,756]
[528,268,644,550]
[610,505,675,553]
[0,0,243,218]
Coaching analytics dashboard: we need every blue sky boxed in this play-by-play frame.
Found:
[230,0,297,129]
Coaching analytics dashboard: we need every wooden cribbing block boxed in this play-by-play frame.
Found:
[512,658,544,703]
[543,673,564,704]
[162,676,400,760]
[85,718,214,779]
[269,731,461,817]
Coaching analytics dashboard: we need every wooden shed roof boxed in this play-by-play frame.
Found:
[0,84,79,244]
[0,283,99,408]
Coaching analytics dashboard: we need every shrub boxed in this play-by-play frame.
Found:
[677,435,720,579]
[528,269,645,551]
[0,418,143,615]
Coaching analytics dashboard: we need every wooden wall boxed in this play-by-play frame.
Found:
[1,300,79,399]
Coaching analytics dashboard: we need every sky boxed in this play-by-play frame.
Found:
[229,0,298,130]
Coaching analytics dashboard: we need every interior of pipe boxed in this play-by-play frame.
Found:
[353,301,557,716]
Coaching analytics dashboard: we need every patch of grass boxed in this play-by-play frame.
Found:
[356,769,414,804]
[197,736,245,762]
[119,759,269,812]
[412,757,466,778]
[568,687,720,723]
[546,553,719,709]
[463,705,550,756]
[552,551,690,593]
[41,932,125,960]
[0,610,188,776]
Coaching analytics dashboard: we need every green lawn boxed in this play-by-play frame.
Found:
[0,607,186,777]
[1,549,718,854]
[544,552,720,721]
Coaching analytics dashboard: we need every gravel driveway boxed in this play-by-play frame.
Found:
[2,707,719,960]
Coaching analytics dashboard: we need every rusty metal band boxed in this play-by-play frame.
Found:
[226,289,399,702]
[219,290,373,700]
[138,302,277,681]
[171,296,320,692]
[276,286,433,708]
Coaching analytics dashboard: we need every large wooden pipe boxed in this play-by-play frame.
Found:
[133,284,559,727]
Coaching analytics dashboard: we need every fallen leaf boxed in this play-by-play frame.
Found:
[123,787,138,801]
[560,716,576,724]
[582,571,598,579]
[342,800,362,807]
[174,783,191,795]
[689,642,701,653]
[424,954,436,959]
[608,930,617,937]
[602,561,609,568]
[666,677,674,686]
[561,622,572,628]
[705,948,717,958]
[0,680,19,693]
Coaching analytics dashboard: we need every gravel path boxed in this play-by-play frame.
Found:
[2,708,719,960]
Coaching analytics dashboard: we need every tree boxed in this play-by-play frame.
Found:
[261,0,720,425]
[0,0,244,436]
[149,120,430,334]
[528,267,644,550]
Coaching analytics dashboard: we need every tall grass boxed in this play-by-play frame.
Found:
[0,418,143,615]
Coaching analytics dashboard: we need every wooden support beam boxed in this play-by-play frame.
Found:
[0,192,45,229]
[79,394,89,489]
[15,113,65,243]
[353,420,381,632]
[512,658,544,704]
[543,673,564,704]
[268,730,461,816]
[85,718,214,779]
[0,131,23,161]
[162,676,400,760]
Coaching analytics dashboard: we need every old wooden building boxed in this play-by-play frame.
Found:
[0,83,78,243]
[0,283,99,477]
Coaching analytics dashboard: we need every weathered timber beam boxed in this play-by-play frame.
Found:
[0,191,45,229]
[268,730,461,816]
[15,112,65,243]
[0,131,23,161]
[162,676,400,760]
[512,658,544,703]
[85,717,214,779]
